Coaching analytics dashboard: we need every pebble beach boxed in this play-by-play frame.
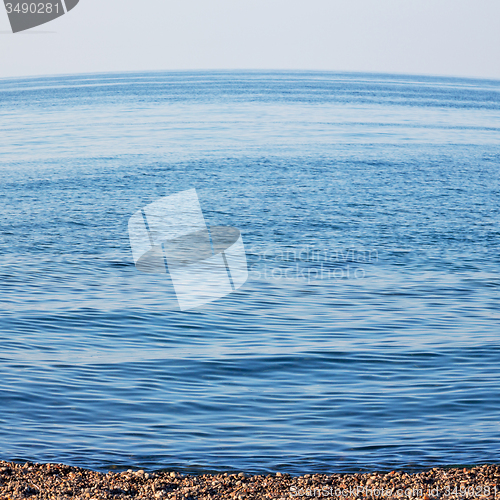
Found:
[1,461,500,500]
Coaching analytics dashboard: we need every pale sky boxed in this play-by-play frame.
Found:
[0,0,500,80]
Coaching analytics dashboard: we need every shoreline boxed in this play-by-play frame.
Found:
[1,461,500,500]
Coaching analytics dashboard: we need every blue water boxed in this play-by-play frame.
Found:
[0,71,499,474]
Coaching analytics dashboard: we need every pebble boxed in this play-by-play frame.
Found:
[0,460,499,500]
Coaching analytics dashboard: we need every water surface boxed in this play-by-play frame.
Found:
[0,71,499,474]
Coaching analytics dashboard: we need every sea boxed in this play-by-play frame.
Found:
[0,71,499,475]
